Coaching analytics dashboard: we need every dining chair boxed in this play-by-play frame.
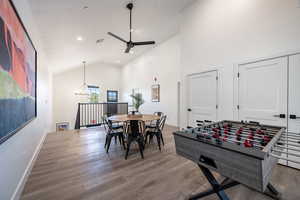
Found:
[103,117,126,153]
[146,112,164,129]
[102,115,123,131]
[144,115,167,151]
[124,120,145,160]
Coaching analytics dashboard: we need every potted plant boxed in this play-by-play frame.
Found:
[130,93,145,115]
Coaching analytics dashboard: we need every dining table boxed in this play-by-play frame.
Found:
[108,114,160,135]
[107,114,162,159]
[107,114,160,122]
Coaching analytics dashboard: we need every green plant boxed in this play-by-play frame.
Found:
[89,93,99,103]
[130,93,145,112]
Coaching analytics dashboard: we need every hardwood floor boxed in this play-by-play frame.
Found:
[21,125,300,200]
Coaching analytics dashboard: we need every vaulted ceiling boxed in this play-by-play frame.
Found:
[28,0,195,74]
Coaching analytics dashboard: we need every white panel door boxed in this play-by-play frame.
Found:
[287,54,300,169]
[238,57,288,127]
[187,71,218,127]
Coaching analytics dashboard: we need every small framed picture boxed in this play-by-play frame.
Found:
[56,122,70,132]
[107,90,118,102]
[151,84,160,102]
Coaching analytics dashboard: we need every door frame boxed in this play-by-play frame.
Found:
[186,69,219,127]
[177,81,181,128]
[233,50,300,121]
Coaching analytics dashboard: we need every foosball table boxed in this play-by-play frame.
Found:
[173,120,292,200]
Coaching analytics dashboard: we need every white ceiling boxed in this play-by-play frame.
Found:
[28,0,195,74]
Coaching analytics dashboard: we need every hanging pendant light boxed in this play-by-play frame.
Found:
[74,61,90,96]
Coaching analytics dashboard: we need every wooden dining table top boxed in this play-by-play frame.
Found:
[108,114,160,122]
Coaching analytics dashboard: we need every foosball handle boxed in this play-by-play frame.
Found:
[249,121,260,125]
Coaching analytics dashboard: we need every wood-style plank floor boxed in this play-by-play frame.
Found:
[21,125,300,200]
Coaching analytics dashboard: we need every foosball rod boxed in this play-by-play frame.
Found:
[201,132,264,148]
[269,153,300,165]
[213,126,277,138]
[264,131,300,137]
[278,137,300,144]
[220,137,264,148]
[223,125,279,134]
[257,130,300,138]
[207,129,272,144]
[204,131,264,144]
[204,127,268,139]
[250,132,299,144]
[279,134,300,141]
[277,140,300,148]
[213,124,276,132]
[274,145,300,153]
[271,149,300,158]
[280,133,300,139]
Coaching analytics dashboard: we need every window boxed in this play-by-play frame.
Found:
[88,85,100,103]
[107,90,118,102]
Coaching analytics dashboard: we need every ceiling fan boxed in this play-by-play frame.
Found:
[107,3,156,53]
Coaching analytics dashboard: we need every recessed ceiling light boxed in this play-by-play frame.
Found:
[77,36,83,41]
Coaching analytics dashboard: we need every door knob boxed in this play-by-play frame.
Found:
[187,108,192,112]
[273,114,286,119]
[290,114,300,119]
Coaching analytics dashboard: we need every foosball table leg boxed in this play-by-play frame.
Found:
[264,183,282,200]
[188,164,240,200]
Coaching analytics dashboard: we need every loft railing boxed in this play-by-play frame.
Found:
[75,102,128,129]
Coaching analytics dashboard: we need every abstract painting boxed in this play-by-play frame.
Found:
[0,0,37,144]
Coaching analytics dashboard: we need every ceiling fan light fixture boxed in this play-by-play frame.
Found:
[107,2,155,54]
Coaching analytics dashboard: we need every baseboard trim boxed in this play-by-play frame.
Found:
[11,132,47,200]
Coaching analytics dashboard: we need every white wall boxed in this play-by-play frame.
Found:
[52,63,122,130]
[0,0,52,200]
[179,0,300,128]
[121,35,181,126]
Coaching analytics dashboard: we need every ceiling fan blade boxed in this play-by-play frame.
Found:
[125,45,131,53]
[133,41,155,46]
[107,32,127,43]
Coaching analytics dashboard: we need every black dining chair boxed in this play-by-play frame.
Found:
[145,112,164,129]
[124,120,145,160]
[103,117,126,153]
[145,115,167,151]
[102,115,123,131]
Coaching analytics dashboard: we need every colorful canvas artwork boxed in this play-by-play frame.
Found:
[0,0,37,144]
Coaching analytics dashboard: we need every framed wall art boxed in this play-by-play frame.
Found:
[107,90,118,102]
[0,0,37,144]
[56,122,70,132]
[151,84,160,102]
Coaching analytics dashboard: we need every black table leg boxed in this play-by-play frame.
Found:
[189,164,240,200]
